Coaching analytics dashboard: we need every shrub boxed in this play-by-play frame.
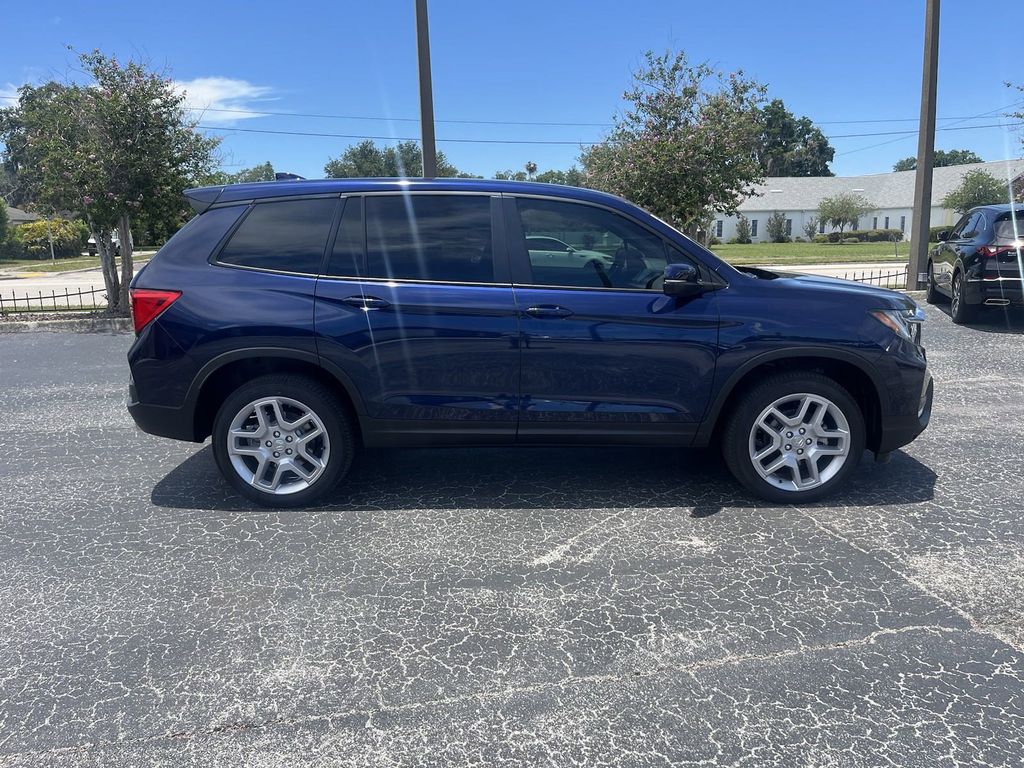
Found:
[841,237,861,244]
[812,234,829,243]
[802,216,819,241]
[792,237,805,243]
[7,218,89,259]
[825,228,903,243]
[766,211,789,243]
[734,214,752,244]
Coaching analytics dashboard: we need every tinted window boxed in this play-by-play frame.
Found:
[326,197,364,276]
[950,213,973,240]
[217,198,337,274]
[365,195,494,282]
[516,198,668,289]
[993,212,1024,243]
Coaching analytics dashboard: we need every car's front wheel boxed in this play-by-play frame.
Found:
[212,374,355,507]
[722,371,865,503]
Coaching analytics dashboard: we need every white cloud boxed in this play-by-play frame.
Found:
[173,77,275,124]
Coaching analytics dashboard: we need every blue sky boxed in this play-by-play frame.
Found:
[1,0,1022,179]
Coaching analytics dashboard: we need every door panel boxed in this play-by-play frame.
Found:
[315,280,520,425]
[515,287,719,437]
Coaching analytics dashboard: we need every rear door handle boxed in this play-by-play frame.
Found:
[525,305,574,318]
[342,295,390,310]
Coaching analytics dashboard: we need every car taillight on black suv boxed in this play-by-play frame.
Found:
[130,289,181,334]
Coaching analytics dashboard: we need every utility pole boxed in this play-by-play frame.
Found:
[415,0,437,177]
[908,0,940,290]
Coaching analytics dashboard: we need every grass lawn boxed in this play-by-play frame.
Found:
[711,241,909,266]
[0,255,102,273]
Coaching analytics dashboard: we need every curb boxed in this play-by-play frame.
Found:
[0,316,132,334]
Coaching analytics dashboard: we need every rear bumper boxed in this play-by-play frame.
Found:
[964,278,1023,306]
[127,380,198,442]
[876,372,933,453]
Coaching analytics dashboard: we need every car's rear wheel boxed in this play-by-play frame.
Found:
[925,262,945,304]
[212,374,355,507]
[950,271,974,325]
[722,372,865,503]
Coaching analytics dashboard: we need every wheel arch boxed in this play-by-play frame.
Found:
[187,348,366,443]
[695,349,884,452]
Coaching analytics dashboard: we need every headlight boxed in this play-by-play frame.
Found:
[870,307,925,344]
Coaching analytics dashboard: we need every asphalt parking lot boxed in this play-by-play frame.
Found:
[1,303,1023,767]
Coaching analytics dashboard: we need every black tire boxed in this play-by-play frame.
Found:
[950,271,975,325]
[925,262,946,304]
[721,371,866,504]
[211,374,355,508]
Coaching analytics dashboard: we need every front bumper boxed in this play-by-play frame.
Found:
[876,370,933,453]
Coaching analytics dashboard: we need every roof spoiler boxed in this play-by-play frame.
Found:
[183,186,224,214]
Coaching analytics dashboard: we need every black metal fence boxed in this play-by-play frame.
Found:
[833,265,909,289]
[0,285,107,314]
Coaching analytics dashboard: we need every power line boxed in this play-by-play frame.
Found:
[197,120,1024,146]
[3,91,1024,130]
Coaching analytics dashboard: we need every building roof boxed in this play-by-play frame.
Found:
[737,159,1024,212]
[4,204,39,224]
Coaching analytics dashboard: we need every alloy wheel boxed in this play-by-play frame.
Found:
[748,393,851,492]
[226,396,330,495]
[951,274,962,316]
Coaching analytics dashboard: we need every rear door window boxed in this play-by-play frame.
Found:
[364,194,495,283]
[217,198,338,274]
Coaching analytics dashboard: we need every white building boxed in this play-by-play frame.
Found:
[715,159,1024,243]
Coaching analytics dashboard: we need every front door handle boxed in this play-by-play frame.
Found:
[342,295,390,310]
[525,305,573,318]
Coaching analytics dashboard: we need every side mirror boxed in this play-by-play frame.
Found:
[936,230,950,242]
[663,262,703,298]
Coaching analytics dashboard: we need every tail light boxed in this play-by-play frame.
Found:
[130,288,181,334]
[979,244,1023,257]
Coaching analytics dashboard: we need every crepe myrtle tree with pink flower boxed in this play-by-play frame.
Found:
[580,50,767,238]
[0,50,219,313]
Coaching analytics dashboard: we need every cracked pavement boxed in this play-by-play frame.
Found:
[1,303,1023,766]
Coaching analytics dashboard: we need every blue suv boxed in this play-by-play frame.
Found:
[127,179,932,507]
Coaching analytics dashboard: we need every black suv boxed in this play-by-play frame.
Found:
[127,178,932,507]
[927,204,1024,323]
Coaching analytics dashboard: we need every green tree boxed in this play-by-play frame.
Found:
[494,169,528,181]
[580,50,766,234]
[525,161,537,179]
[734,214,752,244]
[0,51,219,312]
[0,201,8,253]
[765,210,789,242]
[818,192,874,240]
[892,149,984,172]
[228,161,276,184]
[941,169,1008,214]
[803,216,819,241]
[755,99,834,177]
[534,167,585,186]
[324,140,471,178]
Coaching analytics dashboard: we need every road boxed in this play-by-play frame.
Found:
[0,305,1023,765]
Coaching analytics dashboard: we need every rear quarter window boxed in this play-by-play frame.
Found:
[216,198,338,274]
